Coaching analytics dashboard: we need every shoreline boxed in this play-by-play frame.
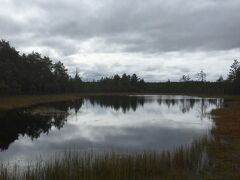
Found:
[1,93,238,112]
[0,93,240,178]
[204,99,240,178]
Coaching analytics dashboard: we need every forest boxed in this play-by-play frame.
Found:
[0,40,239,95]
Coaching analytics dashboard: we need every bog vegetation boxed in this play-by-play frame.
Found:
[0,40,240,95]
[0,139,207,180]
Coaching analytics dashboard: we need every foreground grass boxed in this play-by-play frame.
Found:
[0,139,207,180]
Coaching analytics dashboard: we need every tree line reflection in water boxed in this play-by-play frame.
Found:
[0,96,223,151]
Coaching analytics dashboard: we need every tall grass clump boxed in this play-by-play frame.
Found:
[0,138,208,180]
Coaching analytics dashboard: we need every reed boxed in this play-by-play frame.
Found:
[0,139,207,180]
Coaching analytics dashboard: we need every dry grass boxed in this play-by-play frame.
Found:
[203,100,240,179]
[0,93,149,111]
[211,101,240,137]
[0,93,127,111]
[0,94,82,111]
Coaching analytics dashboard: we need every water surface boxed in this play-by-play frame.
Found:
[0,95,223,164]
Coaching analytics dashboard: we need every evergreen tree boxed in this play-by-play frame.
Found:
[228,59,239,82]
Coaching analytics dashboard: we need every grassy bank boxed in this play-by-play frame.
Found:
[203,99,240,179]
[0,94,91,111]
[0,93,137,111]
[0,93,145,111]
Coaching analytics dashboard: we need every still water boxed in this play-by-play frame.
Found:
[0,95,223,164]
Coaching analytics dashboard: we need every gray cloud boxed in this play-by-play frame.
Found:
[0,0,240,81]
[2,0,240,53]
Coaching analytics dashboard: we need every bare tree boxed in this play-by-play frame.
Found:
[196,70,207,82]
[179,75,191,82]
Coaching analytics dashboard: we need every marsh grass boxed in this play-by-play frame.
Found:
[0,139,207,180]
[203,100,240,179]
[0,94,85,111]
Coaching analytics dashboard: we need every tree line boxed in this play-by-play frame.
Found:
[0,40,83,95]
[0,40,239,95]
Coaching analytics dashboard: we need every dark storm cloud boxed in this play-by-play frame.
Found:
[1,0,240,54]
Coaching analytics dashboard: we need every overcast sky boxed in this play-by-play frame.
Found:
[1,0,240,81]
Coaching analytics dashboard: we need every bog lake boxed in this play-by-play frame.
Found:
[0,95,223,165]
